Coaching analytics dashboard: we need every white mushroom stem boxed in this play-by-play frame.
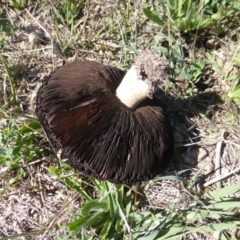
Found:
[116,50,170,109]
[116,65,150,108]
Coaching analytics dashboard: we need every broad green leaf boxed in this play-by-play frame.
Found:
[231,77,240,90]
[178,71,193,81]
[49,166,59,176]
[156,175,188,184]
[137,229,159,240]
[99,218,112,240]
[199,18,213,28]
[207,200,240,210]
[115,197,130,233]
[18,123,39,134]
[155,45,168,54]
[69,211,108,231]
[232,98,240,104]
[91,212,110,229]
[129,211,153,225]
[157,222,240,239]
[81,200,108,215]
[156,226,185,239]
[185,209,221,222]
[188,222,240,233]
[68,216,90,231]
[108,191,116,221]
[142,8,164,26]
[186,210,212,222]
[54,237,68,240]
[125,188,132,218]
[229,89,240,98]
[9,168,26,184]
[182,0,191,12]
[204,182,240,200]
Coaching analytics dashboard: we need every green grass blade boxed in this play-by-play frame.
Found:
[0,54,17,105]
[99,218,112,240]
[156,175,188,184]
[68,216,90,231]
[81,200,108,216]
[157,222,240,239]
[204,182,240,200]
[207,200,240,210]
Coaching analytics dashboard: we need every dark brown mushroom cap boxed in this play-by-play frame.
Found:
[35,60,174,183]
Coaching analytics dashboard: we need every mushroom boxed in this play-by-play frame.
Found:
[35,50,174,183]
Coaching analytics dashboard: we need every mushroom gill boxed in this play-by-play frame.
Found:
[35,51,174,183]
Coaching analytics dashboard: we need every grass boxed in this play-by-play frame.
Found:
[0,109,44,192]
[0,0,240,239]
